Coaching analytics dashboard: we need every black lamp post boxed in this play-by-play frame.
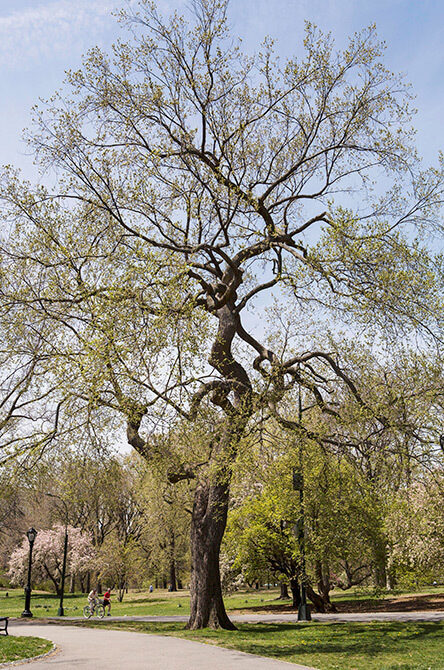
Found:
[292,367,311,621]
[439,434,444,452]
[21,527,37,618]
[292,469,311,621]
[57,528,69,616]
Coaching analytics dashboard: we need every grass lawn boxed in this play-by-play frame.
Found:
[1,585,444,618]
[0,635,52,663]
[80,619,444,670]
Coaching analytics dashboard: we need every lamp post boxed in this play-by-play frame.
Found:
[21,527,37,618]
[293,365,311,621]
[57,528,69,617]
[292,469,311,621]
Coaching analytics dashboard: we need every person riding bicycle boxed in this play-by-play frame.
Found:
[103,588,111,616]
[87,589,98,613]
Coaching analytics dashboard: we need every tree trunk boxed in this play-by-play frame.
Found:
[86,572,90,593]
[169,558,177,592]
[69,573,75,594]
[290,578,301,608]
[315,561,336,612]
[278,582,290,599]
[186,480,236,630]
[169,530,177,591]
[306,584,326,612]
[373,542,388,588]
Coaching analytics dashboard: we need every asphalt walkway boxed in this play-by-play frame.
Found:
[9,623,316,670]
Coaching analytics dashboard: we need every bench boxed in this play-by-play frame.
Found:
[0,617,8,635]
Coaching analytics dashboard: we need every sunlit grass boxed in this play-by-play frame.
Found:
[1,584,443,618]
[0,635,52,663]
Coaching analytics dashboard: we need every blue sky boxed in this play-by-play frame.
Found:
[1,0,443,176]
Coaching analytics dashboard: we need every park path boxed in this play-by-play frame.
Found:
[9,623,317,670]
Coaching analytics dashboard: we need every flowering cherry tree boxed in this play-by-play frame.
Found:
[8,525,95,595]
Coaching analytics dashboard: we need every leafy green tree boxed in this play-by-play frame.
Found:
[1,0,443,628]
[96,533,144,602]
[138,470,191,592]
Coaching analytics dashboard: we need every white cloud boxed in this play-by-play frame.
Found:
[0,0,120,71]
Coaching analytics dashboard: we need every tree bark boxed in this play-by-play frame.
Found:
[169,530,177,591]
[69,573,75,594]
[186,480,236,630]
[278,582,290,599]
[306,584,326,612]
[315,561,336,612]
[290,578,301,609]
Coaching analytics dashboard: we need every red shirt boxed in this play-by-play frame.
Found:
[103,591,111,601]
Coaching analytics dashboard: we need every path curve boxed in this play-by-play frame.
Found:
[8,624,316,670]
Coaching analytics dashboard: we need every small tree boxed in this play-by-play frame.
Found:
[96,533,144,601]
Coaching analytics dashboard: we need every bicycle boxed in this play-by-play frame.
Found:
[83,601,105,619]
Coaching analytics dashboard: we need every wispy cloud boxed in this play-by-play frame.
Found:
[0,0,120,72]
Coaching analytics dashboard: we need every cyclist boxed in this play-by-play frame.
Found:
[103,588,111,616]
[87,588,98,614]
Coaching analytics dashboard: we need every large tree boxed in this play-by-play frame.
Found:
[1,0,443,628]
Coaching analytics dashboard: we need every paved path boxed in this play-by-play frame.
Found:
[9,623,316,670]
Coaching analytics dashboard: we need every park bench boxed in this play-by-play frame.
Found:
[0,617,8,635]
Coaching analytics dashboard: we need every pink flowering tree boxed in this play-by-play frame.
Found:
[8,525,96,595]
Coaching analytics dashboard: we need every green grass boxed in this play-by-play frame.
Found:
[0,584,443,618]
[0,635,52,663]
[0,587,291,617]
[80,620,444,670]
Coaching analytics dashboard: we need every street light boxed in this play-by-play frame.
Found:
[57,528,69,617]
[21,527,37,618]
[292,469,311,621]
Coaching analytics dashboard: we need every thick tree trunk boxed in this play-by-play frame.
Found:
[278,582,290,599]
[187,480,236,630]
[290,578,301,609]
[306,584,326,612]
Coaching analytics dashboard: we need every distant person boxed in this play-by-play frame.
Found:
[149,584,153,593]
[103,588,111,616]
